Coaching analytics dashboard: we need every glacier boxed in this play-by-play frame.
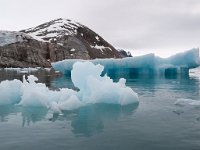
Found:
[52,48,200,76]
[0,62,139,112]
[0,31,32,46]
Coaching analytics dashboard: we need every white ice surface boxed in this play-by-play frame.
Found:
[0,62,139,112]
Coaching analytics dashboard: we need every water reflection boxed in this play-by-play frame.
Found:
[0,103,138,136]
[50,75,75,89]
[0,68,199,139]
[21,107,48,127]
[50,103,139,137]
[0,69,57,87]
[0,106,48,126]
[0,105,17,122]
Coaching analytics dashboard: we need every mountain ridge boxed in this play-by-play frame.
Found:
[21,18,122,59]
[0,18,129,68]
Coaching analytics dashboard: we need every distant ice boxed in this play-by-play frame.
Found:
[0,31,32,46]
[3,67,51,73]
[173,98,200,116]
[52,48,200,76]
[175,98,200,107]
[0,62,139,112]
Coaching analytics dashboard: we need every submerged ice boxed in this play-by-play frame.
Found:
[0,62,139,111]
[175,98,200,107]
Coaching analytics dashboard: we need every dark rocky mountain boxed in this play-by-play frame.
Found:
[21,18,122,59]
[117,49,132,57]
[0,31,49,67]
[0,18,124,68]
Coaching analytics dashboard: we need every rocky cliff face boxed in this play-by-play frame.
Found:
[21,18,122,60]
[0,31,50,67]
[0,18,123,68]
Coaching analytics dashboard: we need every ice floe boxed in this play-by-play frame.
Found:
[52,48,200,76]
[0,62,139,112]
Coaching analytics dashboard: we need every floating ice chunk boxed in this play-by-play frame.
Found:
[19,75,50,108]
[71,61,139,105]
[0,62,139,111]
[27,75,38,84]
[44,68,52,72]
[58,95,83,110]
[19,90,49,107]
[4,67,40,74]
[0,79,22,105]
[166,49,200,68]
[52,48,200,76]
[175,98,200,107]
[50,101,61,113]
[71,62,104,90]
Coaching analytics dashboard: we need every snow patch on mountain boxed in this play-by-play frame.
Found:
[21,18,82,42]
[90,44,112,53]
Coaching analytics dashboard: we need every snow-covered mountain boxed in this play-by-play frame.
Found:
[21,18,81,42]
[21,18,122,59]
[0,18,124,67]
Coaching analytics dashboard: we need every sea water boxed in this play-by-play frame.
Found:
[0,67,200,150]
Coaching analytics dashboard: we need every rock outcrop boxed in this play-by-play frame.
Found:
[117,49,132,57]
[0,31,49,67]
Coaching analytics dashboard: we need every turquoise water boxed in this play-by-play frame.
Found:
[0,68,200,150]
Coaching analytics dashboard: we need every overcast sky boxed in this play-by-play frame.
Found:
[1,0,200,57]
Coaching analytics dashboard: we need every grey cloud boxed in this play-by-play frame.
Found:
[0,0,200,52]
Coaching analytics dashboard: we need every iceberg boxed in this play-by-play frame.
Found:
[52,48,200,76]
[71,62,138,105]
[0,62,139,112]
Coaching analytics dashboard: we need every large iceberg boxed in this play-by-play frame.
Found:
[0,62,139,112]
[52,48,200,76]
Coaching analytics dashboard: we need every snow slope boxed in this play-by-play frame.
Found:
[21,18,81,42]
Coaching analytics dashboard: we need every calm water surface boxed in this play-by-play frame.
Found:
[0,68,200,150]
